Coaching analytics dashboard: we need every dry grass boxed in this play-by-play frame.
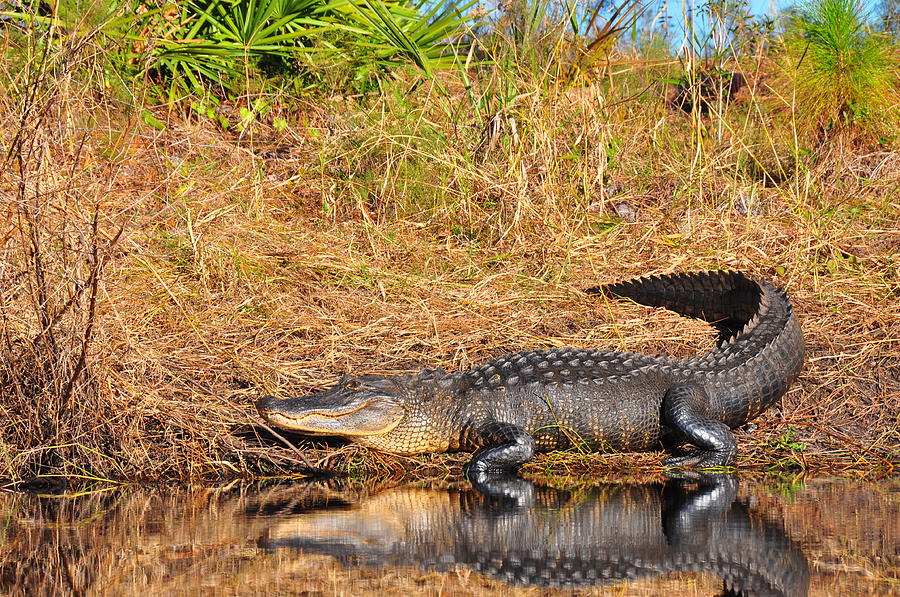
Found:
[0,31,897,485]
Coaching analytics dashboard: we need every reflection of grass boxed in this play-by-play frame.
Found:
[766,476,807,503]
[0,478,892,595]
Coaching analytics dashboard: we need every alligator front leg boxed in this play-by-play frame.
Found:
[463,421,535,482]
[662,385,737,468]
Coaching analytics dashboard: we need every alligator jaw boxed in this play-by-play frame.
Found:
[257,394,405,437]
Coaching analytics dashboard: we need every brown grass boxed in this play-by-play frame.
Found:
[0,29,897,485]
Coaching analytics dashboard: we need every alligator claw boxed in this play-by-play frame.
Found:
[463,459,515,481]
[663,449,736,469]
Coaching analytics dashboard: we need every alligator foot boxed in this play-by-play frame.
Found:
[466,421,535,478]
[662,385,738,469]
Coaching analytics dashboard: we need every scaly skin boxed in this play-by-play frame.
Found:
[257,271,805,474]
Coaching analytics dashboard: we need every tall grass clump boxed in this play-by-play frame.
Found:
[317,0,655,240]
[0,8,285,484]
[780,0,900,140]
[0,13,130,485]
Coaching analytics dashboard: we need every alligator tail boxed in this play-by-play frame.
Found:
[589,270,804,426]
[586,271,764,339]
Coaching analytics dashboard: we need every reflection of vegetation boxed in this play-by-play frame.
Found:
[766,475,806,502]
[0,481,894,595]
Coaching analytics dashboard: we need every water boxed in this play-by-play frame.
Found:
[1,475,895,596]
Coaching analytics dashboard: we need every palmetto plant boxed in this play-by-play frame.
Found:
[0,0,475,93]
[343,0,478,75]
[148,0,476,90]
[148,0,335,88]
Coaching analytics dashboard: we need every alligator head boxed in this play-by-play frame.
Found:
[256,371,460,454]
[257,375,406,436]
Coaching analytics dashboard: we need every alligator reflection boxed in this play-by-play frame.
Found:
[258,475,809,596]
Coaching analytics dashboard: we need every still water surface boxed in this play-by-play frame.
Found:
[1,475,895,596]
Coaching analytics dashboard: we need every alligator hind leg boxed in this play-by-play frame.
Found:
[662,386,737,468]
[464,421,535,482]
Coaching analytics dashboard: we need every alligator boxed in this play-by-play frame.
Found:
[257,475,810,595]
[257,271,805,475]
